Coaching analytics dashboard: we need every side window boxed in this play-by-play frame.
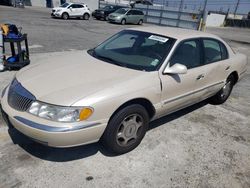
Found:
[71,4,78,8]
[170,39,201,69]
[127,10,132,15]
[220,42,228,60]
[203,39,222,64]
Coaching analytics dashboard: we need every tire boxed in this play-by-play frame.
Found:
[209,74,235,105]
[138,19,143,25]
[121,19,126,25]
[83,13,90,20]
[105,15,109,21]
[62,12,69,20]
[101,104,149,154]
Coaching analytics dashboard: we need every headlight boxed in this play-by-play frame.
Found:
[56,9,61,12]
[28,101,93,122]
[100,11,104,14]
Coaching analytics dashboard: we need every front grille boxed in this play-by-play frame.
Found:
[52,9,55,13]
[7,79,35,112]
[8,89,33,111]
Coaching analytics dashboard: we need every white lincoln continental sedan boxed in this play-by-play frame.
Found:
[0,26,247,154]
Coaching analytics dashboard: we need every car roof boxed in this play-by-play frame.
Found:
[128,26,220,40]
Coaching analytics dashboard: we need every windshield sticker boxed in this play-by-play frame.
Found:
[148,35,169,43]
[151,59,159,66]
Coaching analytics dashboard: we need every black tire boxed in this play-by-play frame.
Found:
[105,15,109,21]
[138,19,143,25]
[83,13,90,20]
[121,19,126,25]
[101,104,149,154]
[62,12,69,20]
[209,74,235,105]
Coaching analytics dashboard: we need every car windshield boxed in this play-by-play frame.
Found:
[60,3,69,7]
[89,30,176,71]
[114,8,127,14]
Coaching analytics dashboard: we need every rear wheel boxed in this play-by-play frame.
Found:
[62,12,69,20]
[209,74,235,105]
[121,19,126,25]
[101,104,149,154]
[83,13,90,20]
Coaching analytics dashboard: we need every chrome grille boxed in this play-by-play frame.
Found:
[7,79,35,112]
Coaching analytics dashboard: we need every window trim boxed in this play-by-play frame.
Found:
[201,37,229,65]
[162,37,203,75]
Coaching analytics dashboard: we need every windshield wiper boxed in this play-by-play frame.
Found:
[96,54,126,68]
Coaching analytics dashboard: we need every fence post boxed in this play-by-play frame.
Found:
[177,0,184,27]
[146,5,149,23]
[159,4,164,25]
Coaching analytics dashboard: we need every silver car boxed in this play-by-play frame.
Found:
[108,8,144,25]
[0,26,247,154]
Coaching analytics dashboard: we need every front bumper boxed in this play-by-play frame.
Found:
[108,17,122,23]
[92,12,105,19]
[51,12,61,17]
[0,86,107,147]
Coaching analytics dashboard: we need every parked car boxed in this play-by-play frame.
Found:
[108,8,144,25]
[130,0,153,6]
[92,5,125,21]
[0,26,247,154]
[51,2,91,20]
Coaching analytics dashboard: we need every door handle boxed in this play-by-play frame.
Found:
[196,74,205,80]
[225,66,230,71]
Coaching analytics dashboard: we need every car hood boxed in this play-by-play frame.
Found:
[110,13,124,17]
[16,51,144,106]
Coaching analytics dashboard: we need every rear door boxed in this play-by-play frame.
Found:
[77,4,85,16]
[196,38,230,99]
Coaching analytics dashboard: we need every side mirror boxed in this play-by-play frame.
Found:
[69,7,72,10]
[163,63,187,74]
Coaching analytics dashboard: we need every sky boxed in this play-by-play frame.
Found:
[152,0,250,14]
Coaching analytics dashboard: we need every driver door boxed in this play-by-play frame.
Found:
[159,39,206,115]
[68,4,78,16]
[126,10,134,23]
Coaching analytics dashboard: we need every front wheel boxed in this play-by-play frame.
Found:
[62,13,69,20]
[209,74,235,105]
[138,19,143,25]
[121,19,126,25]
[101,104,149,154]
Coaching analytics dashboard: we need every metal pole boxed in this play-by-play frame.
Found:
[234,0,240,17]
[201,0,208,31]
[177,0,184,27]
[202,0,208,20]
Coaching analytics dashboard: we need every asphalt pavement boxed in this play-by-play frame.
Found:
[0,5,250,188]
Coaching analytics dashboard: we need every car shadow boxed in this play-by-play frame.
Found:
[6,100,208,162]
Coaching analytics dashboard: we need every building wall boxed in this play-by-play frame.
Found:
[68,0,99,11]
[28,0,46,7]
[26,0,98,10]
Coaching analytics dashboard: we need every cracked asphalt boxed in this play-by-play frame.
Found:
[0,5,250,188]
